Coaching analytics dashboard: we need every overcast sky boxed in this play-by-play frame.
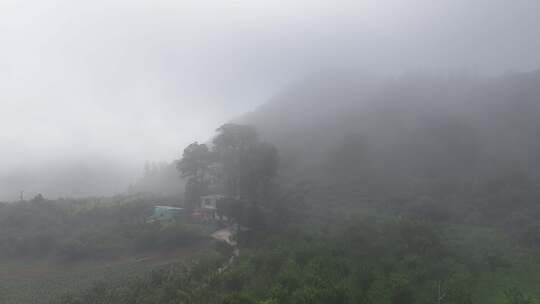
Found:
[1,0,540,199]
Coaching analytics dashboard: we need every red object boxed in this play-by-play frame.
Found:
[191,210,203,220]
[191,209,210,220]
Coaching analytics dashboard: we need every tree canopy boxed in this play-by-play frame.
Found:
[177,124,279,217]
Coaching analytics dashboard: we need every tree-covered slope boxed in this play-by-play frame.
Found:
[237,71,540,236]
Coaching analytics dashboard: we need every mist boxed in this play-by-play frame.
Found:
[5,1,540,303]
[2,0,540,200]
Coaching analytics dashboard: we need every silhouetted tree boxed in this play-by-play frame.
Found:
[177,142,213,209]
[213,124,278,202]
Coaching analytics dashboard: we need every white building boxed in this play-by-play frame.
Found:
[197,194,229,221]
[200,194,226,210]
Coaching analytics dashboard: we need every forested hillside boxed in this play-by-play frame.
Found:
[238,71,540,244]
[241,71,540,181]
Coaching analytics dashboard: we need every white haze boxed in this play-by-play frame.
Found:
[1,0,540,200]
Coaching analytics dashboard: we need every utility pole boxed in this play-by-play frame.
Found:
[19,190,24,201]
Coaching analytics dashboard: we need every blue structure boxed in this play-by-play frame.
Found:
[153,205,184,220]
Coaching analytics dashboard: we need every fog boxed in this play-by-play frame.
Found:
[2,0,540,200]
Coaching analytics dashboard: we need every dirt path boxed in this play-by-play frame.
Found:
[210,226,236,246]
[210,226,240,273]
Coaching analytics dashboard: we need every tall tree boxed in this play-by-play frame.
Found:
[212,124,277,202]
[176,142,212,209]
[177,125,279,228]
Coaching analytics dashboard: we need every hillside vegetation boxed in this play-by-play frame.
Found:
[54,218,540,304]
